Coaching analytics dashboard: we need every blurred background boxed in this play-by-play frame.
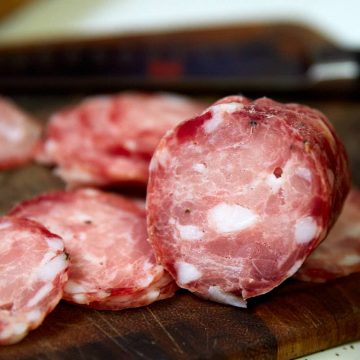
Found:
[0,0,359,96]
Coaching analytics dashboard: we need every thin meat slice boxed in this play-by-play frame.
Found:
[147,95,350,307]
[38,92,206,187]
[295,187,360,282]
[10,189,177,309]
[0,216,68,345]
[0,97,41,170]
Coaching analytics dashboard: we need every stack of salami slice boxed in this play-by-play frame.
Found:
[0,92,204,344]
[1,92,358,345]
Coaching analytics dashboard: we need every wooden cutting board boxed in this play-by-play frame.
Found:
[0,96,359,359]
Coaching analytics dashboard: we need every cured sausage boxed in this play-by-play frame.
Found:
[295,187,360,282]
[146,95,350,307]
[147,96,350,306]
[0,217,68,345]
[0,97,41,170]
[10,189,177,310]
[38,92,206,187]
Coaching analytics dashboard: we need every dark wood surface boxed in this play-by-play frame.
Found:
[0,96,359,359]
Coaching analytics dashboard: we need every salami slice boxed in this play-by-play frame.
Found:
[147,95,350,307]
[38,92,206,188]
[0,216,68,345]
[10,189,177,309]
[0,97,41,170]
[295,187,360,282]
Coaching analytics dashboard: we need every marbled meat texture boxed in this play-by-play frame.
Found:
[0,216,68,345]
[0,97,41,170]
[38,92,206,187]
[146,95,350,307]
[295,187,360,282]
[10,189,177,310]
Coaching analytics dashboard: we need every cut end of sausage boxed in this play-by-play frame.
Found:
[147,95,350,304]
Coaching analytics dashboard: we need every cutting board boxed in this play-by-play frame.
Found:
[0,96,359,360]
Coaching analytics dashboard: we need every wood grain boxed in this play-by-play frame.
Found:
[0,97,359,359]
[0,276,358,360]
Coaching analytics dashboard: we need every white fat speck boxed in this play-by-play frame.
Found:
[176,262,202,285]
[124,139,137,151]
[64,281,87,294]
[12,322,27,335]
[296,167,312,182]
[37,253,67,282]
[72,294,88,304]
[27,283,53,307]
[207,286,247,308]
[123,263,134,273]
[327,169,334,188]
[39,250,57,265]
[266,174,284,193]
[155,147,171,168]
[96,290,110,299]
[204,110,222,133]
[142,261,153,272]
[203,103,238,134]
[169,218,176,225]
[176,224,203,241]
[192,163,206,173]
[42,140,58,160]
[145,290,160,302]
[339,254,360,266]
[0,222,11,230]
[0,122,24,141]
[208,203,258,234]
[287,260,304,277]
[218,103,243,112]
[46,237,64,252]
[26,309,42,322]
[80,188,98,197]
[149,156,157,172]
[44,140,57,154]
[56,167,99,184]
[204,103,243,133]
[0,321,27,340]
[294,217,317,244]
[78,232,87,241]
[137,274,154,288]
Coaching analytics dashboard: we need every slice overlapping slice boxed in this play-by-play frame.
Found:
[10,189,177,309]
[38,92,206,187]
[295,187,360,282]
[0,216,68,345]
[0,97,41,170]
